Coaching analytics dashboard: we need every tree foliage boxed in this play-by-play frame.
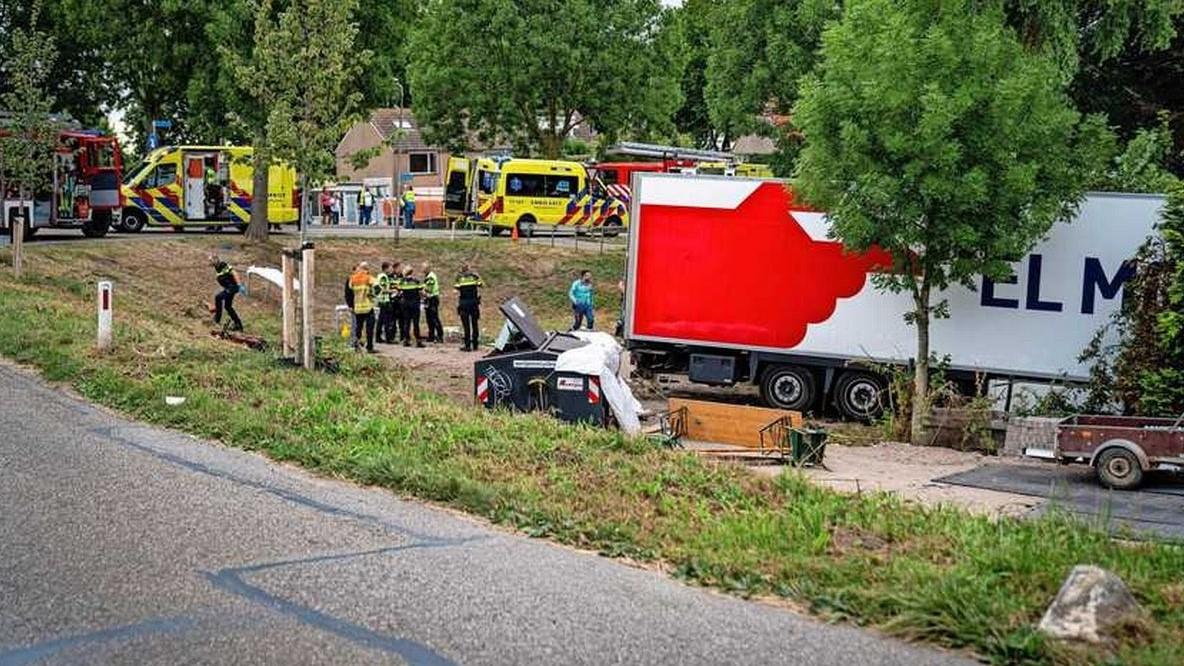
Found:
[1084,184,1184,415]
[704,0,837,143]
[0,2,60,203]
[408,0,682,158]
[230,0,369,241]
[793,0,1112,442]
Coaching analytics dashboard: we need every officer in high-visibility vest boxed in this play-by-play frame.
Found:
[401,186,416,230]
[374,262,394,343]
[357,185,376,225]
[390,261,405,341]
[397,266,424,347]
[454,263,485,351]
[209,254,244,331]
[421,261,443,343]
[348,262,379,353]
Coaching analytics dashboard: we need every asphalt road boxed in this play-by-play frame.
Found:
[0,363,970,665]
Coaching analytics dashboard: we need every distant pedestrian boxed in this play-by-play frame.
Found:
[348,262,378,353]
[397,266,424,347]
[401,186,416,229]
[454,263,484,351]
[209,254,244,331]
[319,186,334,226]
[422,261,443,342]
[358,185,375,226]
[330,191,342,226]
[569,270,595,331]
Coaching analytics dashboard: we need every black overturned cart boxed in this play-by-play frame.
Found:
[473,298,611,427]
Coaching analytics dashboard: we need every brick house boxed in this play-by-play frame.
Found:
[335,107,450,221]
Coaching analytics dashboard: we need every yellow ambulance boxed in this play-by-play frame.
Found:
[118,145,299,232]
[466,158,628,236]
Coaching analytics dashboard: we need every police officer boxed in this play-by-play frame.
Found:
[209,254,244,331]
[397,266,425,347]
[374,262,394,343]
[454,263,484,351]
[422,261,443,343]
[390,261,405,342]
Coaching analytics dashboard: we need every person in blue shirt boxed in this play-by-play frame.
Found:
[569,270,595,331]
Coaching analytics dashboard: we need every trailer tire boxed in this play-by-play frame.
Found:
[833,371,886,422]
[1095,447,1144,490]
[121,209,146,233]
[759,365,815,412]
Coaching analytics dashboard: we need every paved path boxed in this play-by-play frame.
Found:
[0,364,970,665]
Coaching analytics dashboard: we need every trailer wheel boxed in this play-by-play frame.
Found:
[121,209,146,233]
[833,371,886,422]
[759,365,815,412]
[1095,447,1144,490]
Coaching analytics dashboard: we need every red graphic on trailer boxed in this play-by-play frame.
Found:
[631,182,892,349]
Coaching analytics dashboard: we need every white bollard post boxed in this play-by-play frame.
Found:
[97,280,113,351]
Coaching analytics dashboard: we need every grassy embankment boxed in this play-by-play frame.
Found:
[1,236,1182,665]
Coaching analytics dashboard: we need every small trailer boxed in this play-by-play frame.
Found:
[1056,413,1184,489]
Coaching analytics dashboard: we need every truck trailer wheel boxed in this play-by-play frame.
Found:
[833,371,885,422]
[759,365,815,412]
[1095,447,1144,490]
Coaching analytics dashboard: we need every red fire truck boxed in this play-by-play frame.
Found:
[1,123,123,238]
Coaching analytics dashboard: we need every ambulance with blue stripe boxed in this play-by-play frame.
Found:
[118,146,299,232]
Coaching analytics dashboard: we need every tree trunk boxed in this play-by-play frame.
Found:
[540,132,563,160]
[910,277,931,445]
[246,142,270,242]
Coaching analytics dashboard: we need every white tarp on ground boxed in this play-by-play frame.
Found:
[245,266,300,292]
[556,331,644,435]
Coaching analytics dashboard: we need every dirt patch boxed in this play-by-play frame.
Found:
[375,341,478,402]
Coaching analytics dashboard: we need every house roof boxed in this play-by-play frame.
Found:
[731,134,777,156]
[367,107,434,152]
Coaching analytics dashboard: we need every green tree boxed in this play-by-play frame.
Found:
[0,2,60,276]
[1091,114,1181,192]
[231,0,369,241]
[793,0,1112,442]
[669,0,726,148]
[1083,183,1184,415]
[408,0,682,158]
[0,0,112,127]
[704,0,837,147]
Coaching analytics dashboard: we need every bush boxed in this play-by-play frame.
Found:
[1084,182,1184,415]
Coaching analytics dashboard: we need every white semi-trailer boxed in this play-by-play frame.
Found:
[624,174,1163,419]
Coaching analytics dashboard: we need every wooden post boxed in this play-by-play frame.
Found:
[12,206,24,279]
[281,252,296,359]
[300,243,315,370]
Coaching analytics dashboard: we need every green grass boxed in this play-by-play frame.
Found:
[2,238,1182,665]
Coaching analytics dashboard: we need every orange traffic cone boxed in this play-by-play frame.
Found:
[511,223,519,243]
